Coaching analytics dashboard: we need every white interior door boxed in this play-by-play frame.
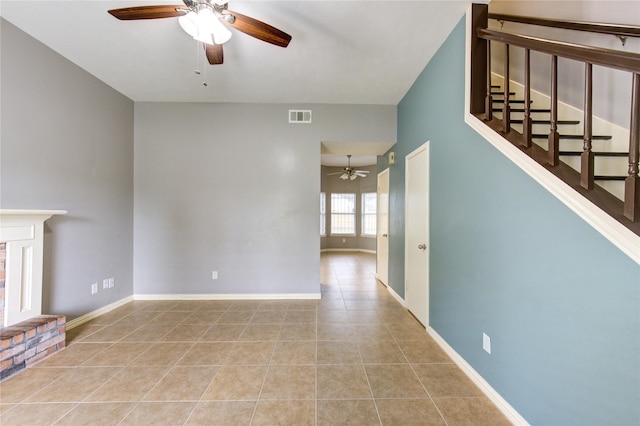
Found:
[376,168,390,286]
[405,142,430,326]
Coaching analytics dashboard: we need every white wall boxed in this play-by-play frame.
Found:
[134,103,395,296]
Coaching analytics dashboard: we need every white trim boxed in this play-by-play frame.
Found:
[1,209,67,327]
[321,248,376,254]
[376,167,391,288]
[404,142,431,327]
[133,293,322,301]
[66,296,134,330]
[0,209,68,221]
[464,8,640,265]
[427,326,530,426]
[384,281,406,308]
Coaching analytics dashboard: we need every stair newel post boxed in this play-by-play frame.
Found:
[581,63,595,190]
[522,48,532,147]
[502,44,511,132]
[624,72,640,221]
[548,55,560,166]
[485,40,493,121]
[471,4,489,118]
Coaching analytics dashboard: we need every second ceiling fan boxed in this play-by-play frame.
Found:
[108,0,292,65]
[328,155,370,181]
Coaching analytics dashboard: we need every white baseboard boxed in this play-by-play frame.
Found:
[65,296,134,330]
[321,248,376,254]
[133,293,322,301]
[384,283,406,307]
[427,326,529,426]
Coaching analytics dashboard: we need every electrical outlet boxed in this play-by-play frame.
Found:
[108,277,114,288]
[91,283,98,295]
[103,279,109,289]
[212,271,218,280]
[483,332,491,354]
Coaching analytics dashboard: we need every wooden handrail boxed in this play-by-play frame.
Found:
[477,28,640,74]
[470,3,640,231]
[488,13,640,39]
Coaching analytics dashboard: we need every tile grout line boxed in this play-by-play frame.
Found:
[246,307,282,425]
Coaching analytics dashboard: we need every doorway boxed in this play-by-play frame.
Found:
[404,142,430,326]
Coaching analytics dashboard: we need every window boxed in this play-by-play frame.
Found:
[361,192,377,236]
[330,193,356,234]
[320,192,326,235]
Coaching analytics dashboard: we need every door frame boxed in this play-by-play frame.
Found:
[404,141,430,326]
[376,168,390,286]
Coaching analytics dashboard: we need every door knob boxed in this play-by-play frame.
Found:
[418,244,427,250]
[382,234,388,237]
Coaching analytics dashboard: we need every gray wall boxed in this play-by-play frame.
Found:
[384,15,640,425]
[321,164,377,252]
[134,104,395,296]
[0,20,134,319]
[0,17,396,313]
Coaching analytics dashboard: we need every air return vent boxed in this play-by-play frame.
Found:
[289,110,312,123]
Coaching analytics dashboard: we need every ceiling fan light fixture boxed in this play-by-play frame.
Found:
[326,154,369,181]
[194,8,217,44]
[179,7,231,46]
[209,13,232,44]
[178,11,199,38]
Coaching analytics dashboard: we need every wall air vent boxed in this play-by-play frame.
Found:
[289,110,312,124]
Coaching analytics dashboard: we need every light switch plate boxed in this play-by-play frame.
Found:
[483,332,491,354]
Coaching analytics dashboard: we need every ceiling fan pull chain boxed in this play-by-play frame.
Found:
[203,52,208,87]
[194,39,202,76]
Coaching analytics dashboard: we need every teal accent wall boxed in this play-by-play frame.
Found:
[390,16,640,425]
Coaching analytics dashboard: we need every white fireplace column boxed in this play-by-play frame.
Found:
[0,210,66,327]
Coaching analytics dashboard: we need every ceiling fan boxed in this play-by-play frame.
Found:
[108,0,292,65]
[328,155,370,181]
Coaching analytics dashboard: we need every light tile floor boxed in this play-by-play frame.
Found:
[0,252,510,425]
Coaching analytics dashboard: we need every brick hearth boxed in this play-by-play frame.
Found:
[0,315,66,380]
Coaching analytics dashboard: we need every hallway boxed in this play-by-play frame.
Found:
[0,252,509,425]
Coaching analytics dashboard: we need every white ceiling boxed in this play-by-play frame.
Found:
[0,0,471,165]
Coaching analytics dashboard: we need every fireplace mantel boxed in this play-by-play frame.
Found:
[0,209,67,327]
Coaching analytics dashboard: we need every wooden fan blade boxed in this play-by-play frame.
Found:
[222,10,291,47]
[205,43,224,65]
[108,5,186,20]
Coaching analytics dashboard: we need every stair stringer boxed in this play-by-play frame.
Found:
[464,9,640,265]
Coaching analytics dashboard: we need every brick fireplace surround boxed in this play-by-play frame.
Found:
[0,243,66,380]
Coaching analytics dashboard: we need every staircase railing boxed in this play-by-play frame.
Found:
[470,4,640,236]
[487,13,640,40]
